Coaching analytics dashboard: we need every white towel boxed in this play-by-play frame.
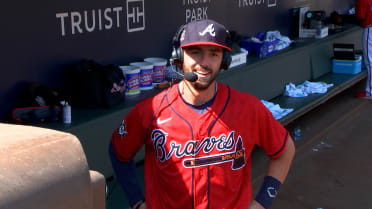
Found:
[261,100,294,120]
[284,81,334,97]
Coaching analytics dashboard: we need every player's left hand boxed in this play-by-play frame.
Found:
[247,200,264,209]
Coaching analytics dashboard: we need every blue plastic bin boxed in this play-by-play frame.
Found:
[241,39,279,58]
[332,55,362,74]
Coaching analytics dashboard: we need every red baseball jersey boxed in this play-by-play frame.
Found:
[111,82,289,209]
[356,0,372,27]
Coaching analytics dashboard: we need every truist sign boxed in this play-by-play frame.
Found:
[56,0,145,36]
[237,0,277,8]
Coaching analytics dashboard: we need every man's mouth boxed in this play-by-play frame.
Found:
[195,71,210,78]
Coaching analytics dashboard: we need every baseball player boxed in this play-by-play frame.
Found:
[109,19,295,209]
[355,0,372,99]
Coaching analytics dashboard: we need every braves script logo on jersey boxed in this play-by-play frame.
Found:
[151,129,246,170]
[199,24,216,37]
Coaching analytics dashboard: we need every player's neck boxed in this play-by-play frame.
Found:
[179,81,217,106]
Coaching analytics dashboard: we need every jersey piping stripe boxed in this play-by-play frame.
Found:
[165,93,196,209]
[207,87,231,138]
[206,86,231,209]
[146,90,168,136]
[268,131,289,158]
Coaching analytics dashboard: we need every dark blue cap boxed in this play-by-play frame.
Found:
[180,19,232,52]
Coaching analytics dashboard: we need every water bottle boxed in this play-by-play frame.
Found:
[62,101,71,124]
[294,126,301,140]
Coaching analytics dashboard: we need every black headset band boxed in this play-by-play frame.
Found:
[172,24,186,49]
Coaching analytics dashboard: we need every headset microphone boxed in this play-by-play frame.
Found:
[169,60,198,82]
[184,72,198,82]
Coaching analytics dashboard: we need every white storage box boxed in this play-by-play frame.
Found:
[299,27,328,39]
[229,52,247,68]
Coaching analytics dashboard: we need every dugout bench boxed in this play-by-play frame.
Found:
[218,25,366,126]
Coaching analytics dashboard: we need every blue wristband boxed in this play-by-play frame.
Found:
[255,176,281,209]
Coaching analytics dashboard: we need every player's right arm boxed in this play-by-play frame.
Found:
[109,102,149,209]
[109,143,145,208]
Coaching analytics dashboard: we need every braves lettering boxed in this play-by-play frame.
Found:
[183,137,245,170]
[151,129,168,162]
[151,129,245,169]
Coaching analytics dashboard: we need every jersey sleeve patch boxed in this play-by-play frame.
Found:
[118,120,128,138]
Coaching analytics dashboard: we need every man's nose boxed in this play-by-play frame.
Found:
[198,52,209,68]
